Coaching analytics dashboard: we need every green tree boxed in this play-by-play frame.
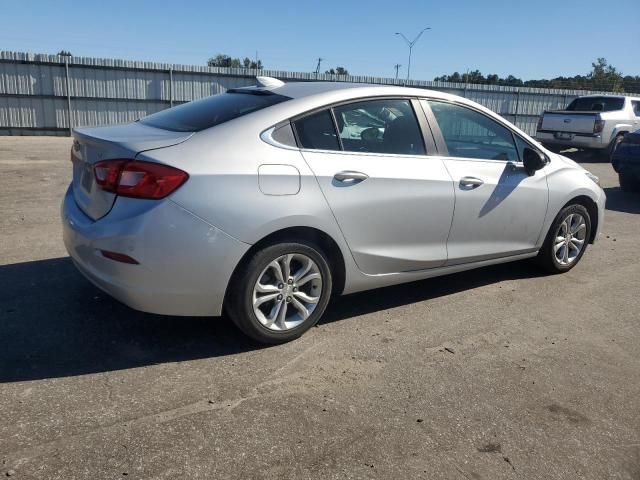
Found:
[325,66,349,76]
[208,54,263,69]
[432,59,640,93]
[589,57,624,92]
[207,54,233,68]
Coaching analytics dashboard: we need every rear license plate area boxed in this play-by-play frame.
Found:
[555,132,574,140]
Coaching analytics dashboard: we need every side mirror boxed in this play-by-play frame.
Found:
[523,147,546,175]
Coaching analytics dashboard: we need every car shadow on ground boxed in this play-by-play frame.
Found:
[0,256,548,383]
[603,187,640,214]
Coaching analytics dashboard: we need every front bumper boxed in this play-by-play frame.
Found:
[61,185,249,316]
[537,131,607,150]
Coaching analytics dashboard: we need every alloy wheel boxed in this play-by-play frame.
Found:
[252,253,323,331]
[554,213,587,266]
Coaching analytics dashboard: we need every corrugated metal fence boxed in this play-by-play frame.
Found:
[0,51,632,137]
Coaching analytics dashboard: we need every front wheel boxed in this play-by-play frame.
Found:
[226,241,333,344]
[609,134,625,163]
[536,204,591,273]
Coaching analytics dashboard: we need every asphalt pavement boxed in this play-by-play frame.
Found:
[1,137,639,479]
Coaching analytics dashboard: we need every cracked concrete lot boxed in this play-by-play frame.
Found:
[1,136,639,479]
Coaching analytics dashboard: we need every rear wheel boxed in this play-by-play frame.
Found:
[537,204,591,273]
[619,173,640,193]
[226,241,332,344]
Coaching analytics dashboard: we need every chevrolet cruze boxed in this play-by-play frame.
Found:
[62,78,605,343]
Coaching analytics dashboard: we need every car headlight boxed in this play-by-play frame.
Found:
[585,171,600,186]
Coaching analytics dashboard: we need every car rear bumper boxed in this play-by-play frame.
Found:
[536,132,607,150]
[61,185,249,316]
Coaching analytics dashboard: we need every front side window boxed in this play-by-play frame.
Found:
[632,101,640,117]
[333,99,425,155]
[140,91,290,132]
[292,110,340,151]
[426,100,518,162]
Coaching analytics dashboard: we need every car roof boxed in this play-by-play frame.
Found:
[237,79,455,102]
[574,94,637,100]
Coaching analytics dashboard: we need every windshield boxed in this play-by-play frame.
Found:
[566,97,624,112]
[140,91,291,132]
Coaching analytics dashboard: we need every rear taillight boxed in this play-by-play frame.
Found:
[537,116,544,131]
[593,119,605,134]
[93,159,188,199]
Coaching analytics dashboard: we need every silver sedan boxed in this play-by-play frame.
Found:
[62,78,606,343]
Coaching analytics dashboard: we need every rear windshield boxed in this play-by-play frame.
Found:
[140,91,291,132]
[566,97,625,112]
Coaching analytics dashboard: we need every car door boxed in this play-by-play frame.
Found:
[422,99,549,265]
[293,98,455,275]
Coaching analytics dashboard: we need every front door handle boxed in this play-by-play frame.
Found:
[459,176,484,189]
[334,171,369,185]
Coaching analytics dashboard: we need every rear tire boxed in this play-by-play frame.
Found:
[226,241,332,344]
[536,204,591,274]
[619,173,640,193]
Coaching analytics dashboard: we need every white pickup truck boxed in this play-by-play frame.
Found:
[536,95,640,158]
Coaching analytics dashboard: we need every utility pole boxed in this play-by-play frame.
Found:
[395,27,431,81]
[394,63,402,80]
[314,57,323,76]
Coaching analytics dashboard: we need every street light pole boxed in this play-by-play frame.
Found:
[395,27,431,81]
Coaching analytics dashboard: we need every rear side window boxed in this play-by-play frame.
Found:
[333,99,425,155]
[293,110,340,151]
[139,91,290,132]
[632,101,640,117]
[566,97,625,112]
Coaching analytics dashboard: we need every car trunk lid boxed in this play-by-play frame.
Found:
[541,111,599,134]
[71,122,193,220]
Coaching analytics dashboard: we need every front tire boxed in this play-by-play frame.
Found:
[226,241,333,344]
[609,134,625,163]
[537,204,591,273]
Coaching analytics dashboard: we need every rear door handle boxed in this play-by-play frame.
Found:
[333,171,369,185]
[459,176,484,189]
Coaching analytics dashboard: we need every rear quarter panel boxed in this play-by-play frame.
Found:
[135,109,363,292]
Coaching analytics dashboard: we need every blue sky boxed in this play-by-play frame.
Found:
[1,0,638,80]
